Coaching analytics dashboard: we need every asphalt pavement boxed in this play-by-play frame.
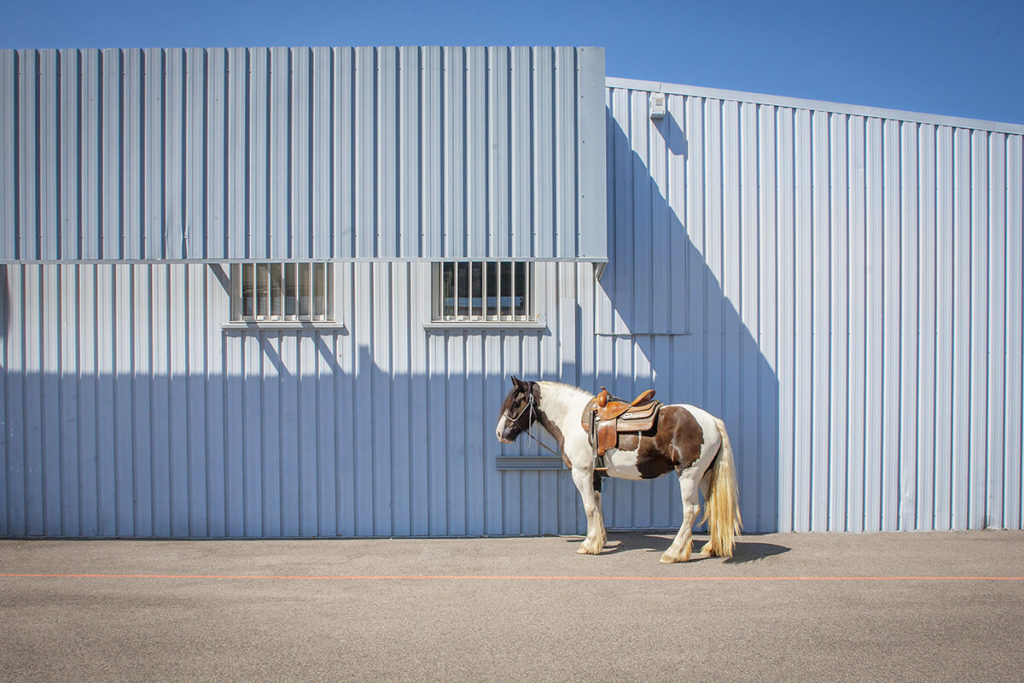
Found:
[2,530,1023,681]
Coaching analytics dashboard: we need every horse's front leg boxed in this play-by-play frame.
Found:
[571,466,606,555]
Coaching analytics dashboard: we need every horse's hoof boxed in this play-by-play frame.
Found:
[659,552,680,563]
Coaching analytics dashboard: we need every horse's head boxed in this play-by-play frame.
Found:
[495,376,538,444]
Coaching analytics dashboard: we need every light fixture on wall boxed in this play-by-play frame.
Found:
[649,92,667,119]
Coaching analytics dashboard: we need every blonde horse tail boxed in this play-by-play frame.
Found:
[700,417,742,558]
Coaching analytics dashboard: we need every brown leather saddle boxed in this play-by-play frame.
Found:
[581,387,662,459]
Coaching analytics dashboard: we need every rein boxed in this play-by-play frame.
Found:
[504,391,562,458]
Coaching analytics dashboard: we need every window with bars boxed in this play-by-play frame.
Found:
[229,262,334,323]
[432,261,534,323]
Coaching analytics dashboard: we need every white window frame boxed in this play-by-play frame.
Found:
[428,261,542,328]
[226,262,339,328]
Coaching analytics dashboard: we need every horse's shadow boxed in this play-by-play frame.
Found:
[567,532,790,564]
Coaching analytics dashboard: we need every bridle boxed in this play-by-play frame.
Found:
[502,387,561,458]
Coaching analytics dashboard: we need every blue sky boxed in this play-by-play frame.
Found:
[3,0,1022,124]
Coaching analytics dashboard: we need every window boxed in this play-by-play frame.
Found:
[432,261,534,323]
[229,262,334,323]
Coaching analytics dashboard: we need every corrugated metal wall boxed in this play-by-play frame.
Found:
[2,261,661,537]
[604,78,1024,533]
[2,73,1022,537]
[0,46,607,263]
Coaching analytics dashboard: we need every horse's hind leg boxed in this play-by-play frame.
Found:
[696,469,715,558]
[660,471,701,564]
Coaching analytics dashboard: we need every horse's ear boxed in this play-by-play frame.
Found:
[511,375,522,387]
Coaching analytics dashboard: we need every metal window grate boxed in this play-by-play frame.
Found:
[433,262,533,322]
[230,262,333,323]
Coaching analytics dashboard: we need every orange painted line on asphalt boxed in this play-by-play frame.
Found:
[1,573,1023,582]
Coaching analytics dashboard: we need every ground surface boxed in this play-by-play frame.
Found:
[1,531,1023,681]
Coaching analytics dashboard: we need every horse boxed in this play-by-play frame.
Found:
[495,377,741,563]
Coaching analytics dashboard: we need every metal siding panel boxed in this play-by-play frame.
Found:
[353,263,373,535]
[122,51,142,260]
[916,124,938,529]
[249,49,270,259]
[630,90,652,335]
[865,117,886,531]
[101,50,121,259]
[487,46,509,258]
[38,52,58,261]
[185,48,204,262]
[241,333,262,536]
[376,48,397,259]
[951,128,972,529]
[58,265,80,535]
[399,47,422,259]
[75,264,97,536]
[41,266,60,534]
[336,263,357,536]
[810,110,829,531]
[226,48,247,259]
[828,113,849,530]
[114,266,134,535]
[270,48,290,259]
[207,50,227,259]
[95,266,116,535]
[934,126,955,529]
[881,118,901,531]
[168,265,189,536]
[846,115,867,532]
[739,101,760,528]
[390,264,412,535]
[792,108,813,532]
[143,49,165,260]
[1004,136,1023,528]
[132,265,154,536]
[18,51,38,260]
[427,321,448,535]
[577,47,607,260]
[291,47,311,259]
[203,266,226,537]
[510,47,531,258]
[421,47,442,258]
[969,129,990,529]
[186,265,209,536]
[371,264,392,535]
[354,47,375,259]
[333,47,354,259]
[532,48,554,259]
[986,133,1007,529]
[899,122,920,530]
[165,50,185,259]
[5,267,26,534]
[1,51,15,259]
[409,264,431,535]
[757,103,780,533]
[776,106,796,532]
[278,332,299,537]
[311,47,331,260]
[553,46,577,260]
[443,48,465,259]
[59,50,80,260]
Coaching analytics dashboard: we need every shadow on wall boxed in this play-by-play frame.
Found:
[595,113,780,533]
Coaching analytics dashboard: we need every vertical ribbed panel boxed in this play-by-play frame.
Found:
[0,46,606,262]
[0,261,609,537]
[605,81,1024,533]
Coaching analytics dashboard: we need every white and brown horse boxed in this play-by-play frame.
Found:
[496,377,741,563]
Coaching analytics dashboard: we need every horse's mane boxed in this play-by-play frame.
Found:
[536,380,593,402]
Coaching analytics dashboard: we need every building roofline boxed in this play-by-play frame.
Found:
[606,76,1024,136]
